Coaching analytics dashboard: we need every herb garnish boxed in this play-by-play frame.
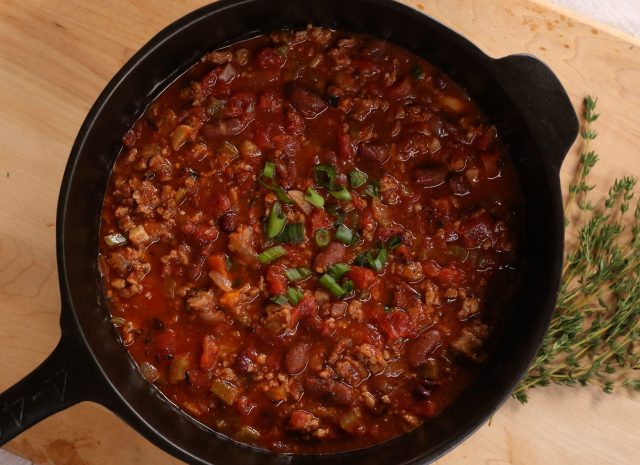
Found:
[514,96,640,403]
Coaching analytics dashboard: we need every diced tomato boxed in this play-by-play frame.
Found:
[254,126,275,150]
[389,76,413,100]
[351,59,380,77]
[458,213,495,248]
[258,89,283,112]
[359,210,376,232]
[291,295,319,330]
[200,335,219,371]
[376,225,404,243]
[348,266,377,290]
[288,410,316,431]
[395,244,411,259]
[422,260,440,279]
[273,133,301,156]
[480,151,500,179]
[200,69,218,95]
[285,109,305,136]
[338,133,355,160]
[219,290,241,309]
[184,370,209,390]
[422,260,466,285]
[351,191,367,210]
[266,265,287,295]
[438,266,466,285]
[206,253,229,280]
[415,399,439,417]
[476,126,497,151]
[224,92,256,118]
[235,395,258,417]
[377,310,412,341]
[211,193,231,218]
[431,197,453,214]
[256,47,285,70]
[193,224,219,244]
[155,329,176,358]
[309,209,333,232]
[122,129,136,147]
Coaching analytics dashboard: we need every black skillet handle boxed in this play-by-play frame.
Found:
[0,332,102,445]
[495,54,579,171]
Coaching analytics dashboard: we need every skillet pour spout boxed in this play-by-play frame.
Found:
[0,0,578,464]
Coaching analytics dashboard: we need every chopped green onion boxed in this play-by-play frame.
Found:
[258,245,288,265]
[274,186,294,204]
[342,280,354,295]
[266,202,286,239]
[349,169,368,188]
[386,235,403,250]
[285,267,312,282]
[286,287,304,305]
[411,63,425,81]
[314,229,330,247]
[318,273,346,297]
[270,295,288,305]
[314,164,336,189]
[104,233,127,248]
[259,179,294,204]
[446,244,467,260]
[261,161,275,179]
[366,246,388,272]
[335,224,354,244]
[363,181,380,198]
[305,187,325,209]
[327,263,350,280]
[330,185,352,202]
[326,204,345,226]
[353,252,368,267]
[277,223,305,244]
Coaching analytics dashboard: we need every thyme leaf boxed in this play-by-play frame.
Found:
[514,95,640,403]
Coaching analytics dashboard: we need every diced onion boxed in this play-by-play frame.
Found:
[104,233,127,248]
[209,271,233,292]
[139,362,159,382]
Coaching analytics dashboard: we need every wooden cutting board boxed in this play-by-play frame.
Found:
[1,0,639,464]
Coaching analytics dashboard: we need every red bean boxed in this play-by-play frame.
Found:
[406,330,441,368]
[219,211,237,233]
[359,143,389,164]
[284,342,310,375]
[415,166,448,188]
[286,84,328,118]
[313,242,346,272]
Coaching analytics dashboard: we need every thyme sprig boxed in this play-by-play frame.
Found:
[513,96,640,403]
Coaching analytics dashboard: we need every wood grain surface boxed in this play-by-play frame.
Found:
[1,1,639,464]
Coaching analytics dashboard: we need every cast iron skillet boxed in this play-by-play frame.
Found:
[0,0,578,463]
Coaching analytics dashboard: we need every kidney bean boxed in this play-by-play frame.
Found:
[406,330,442,368]
[284,342,310,375]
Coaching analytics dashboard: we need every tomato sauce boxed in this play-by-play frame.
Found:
[99,26,523,453]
